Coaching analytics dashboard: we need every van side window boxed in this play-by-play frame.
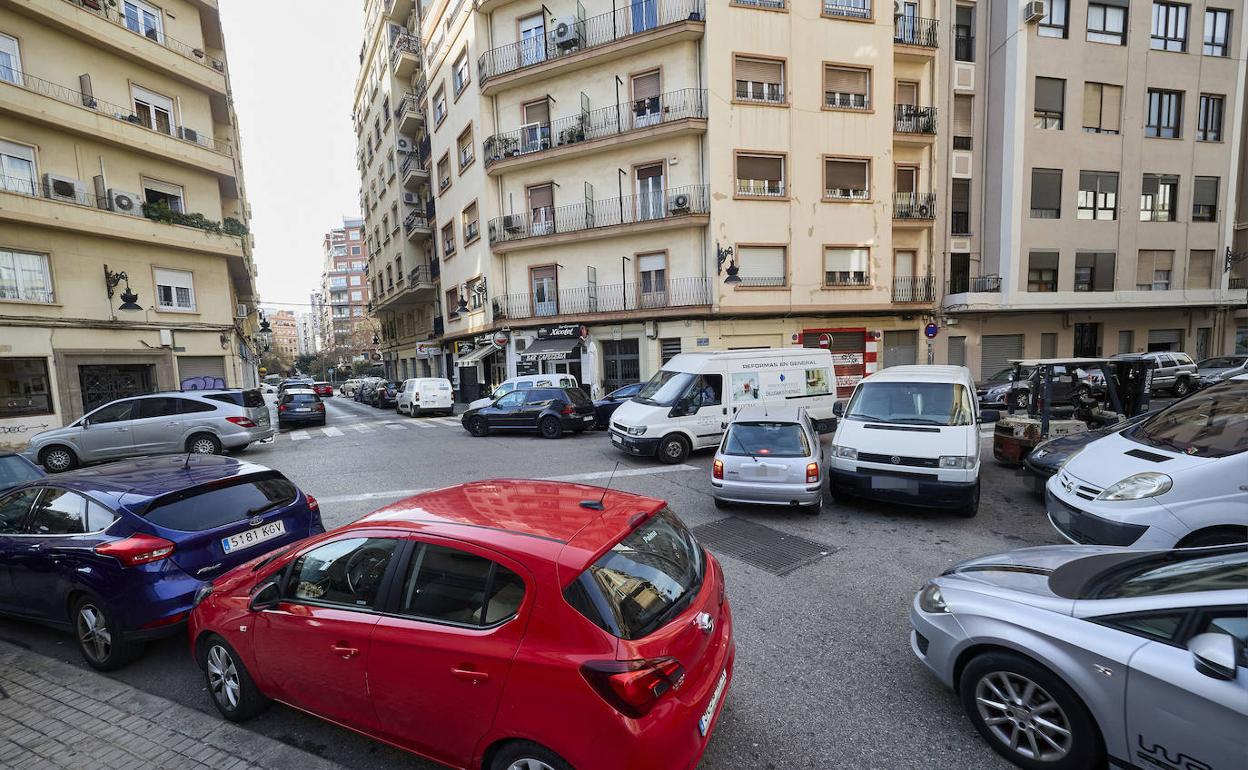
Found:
[689,375,723,409]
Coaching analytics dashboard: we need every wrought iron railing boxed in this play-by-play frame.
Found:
[487,184,708,245]
[823,0,871,19]
[483,89,706,166]
[408,265,434,286]
[394,84,427,119]
[892,276,935,303]
[400,150,429,178]
[404,210,431,234]
[894,192,936,219]
[58,0,225,71]
[1229,277,1247,290]
[735,276,786,287]
[736,179,785,197]
[824,91,870,110]
[824,273,871,288]
[949,275,1001,293]
[478,0,705,82]
[390,32,422,70]
[895,16,939,47]
[734,0,786,8]
[954,26,975,61]
[895,105,937,133]
[493,276,711,320]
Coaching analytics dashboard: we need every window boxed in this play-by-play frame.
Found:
[1033,77,1065,129]
[452,49,470,96]
[1082,82,1122,134]
[131,84,175,135]
[638,252,667,296]
[142,178,184,214]
[0,249,54,304]
[433,85,447,126]
[145,474,295,531]
[820,158,869,201]
[0,488,40,534]
[1204,9,1231,55]
[350,289,363,301]
[462,202,479,242]
[1027,252,1059,292]
[824,247,869,287]
[1075,252,1115,291]
[1136,250,1174,290]
[951,179,971,234]
[123,0,163,42]
[1140,174,1178,221]
[1145,89,1183,138]
[954,5,975,61]
[1077,171,1118,220]
[445,287,460,317]
[1098,612,1186,643]
[735,245,786,287]
[0,357,52,417]
[154,267,195,311]
[735,153,785,197]
[436,153,451,192]
[1030,168,1062,219]
[25,489,90,536]
[467,276,485,310]
[0,32,23,86]
[1187,250,1214,289]
[1039,0,1068,37]
[1197,94,1224,141]
[349,275,361,286]
[457,126,474,171]
[734,56,785,104]
[823,65,870,110]
[397,543,524,626]
[1151,2,1189,51]
[441,222,456,257]
[1192,177,1218,222]
[287,537,400,609]
[952,94,973,147]
[1087,2,1127,43]
[0,138,36,197]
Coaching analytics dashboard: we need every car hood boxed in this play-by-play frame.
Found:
[1060,430,1211,487]
[467,397,492,410]
[941,545,1122,606]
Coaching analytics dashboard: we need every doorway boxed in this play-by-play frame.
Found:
[531,266,558,316]
[635,164,664,221]
[78,364,154,413]
[1073,323,1100,357]
[519,15,546,66]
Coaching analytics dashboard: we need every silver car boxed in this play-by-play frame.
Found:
[25,389,274,472]
[710,405,831,513]
[911,545,1247,770]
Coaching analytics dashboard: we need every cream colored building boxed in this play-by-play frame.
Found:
[0,0,260,449]
[268,309,298,362]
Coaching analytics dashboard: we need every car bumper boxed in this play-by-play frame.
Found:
[278,412,324,425]
[1044,489,1180,547]
[609,430,662,456]
[712,478,822,506]
[909,592,968,689]
[221,424,275,447]
[829,467,977,509]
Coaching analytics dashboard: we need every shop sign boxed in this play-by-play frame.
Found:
[415,342,438,358]
[493,331,510,347]
[536,324,588,340]
[454,341,475,355]
[696,337,710,346]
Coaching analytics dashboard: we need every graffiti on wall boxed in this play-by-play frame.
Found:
[181,375,226,391]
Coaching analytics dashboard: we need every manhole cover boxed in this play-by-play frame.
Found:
[691,517,833,576]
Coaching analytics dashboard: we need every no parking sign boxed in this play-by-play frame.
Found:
[924,323,939,339]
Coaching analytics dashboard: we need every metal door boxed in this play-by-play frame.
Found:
[980,334,1024,380]
[1074,323,1100,357]
[883,330,918,368]
[1146,328,1183,352]
[78,364,154,414]
[601,339,640,393]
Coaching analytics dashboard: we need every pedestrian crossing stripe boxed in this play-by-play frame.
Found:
[276,417,462,442]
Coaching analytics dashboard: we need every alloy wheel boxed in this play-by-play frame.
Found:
[191,437,218,454]
[76,604,111,663]
[506,761,556,770]
[974,671,1073,762]
[45,448,72,472]
[206,644,241,711]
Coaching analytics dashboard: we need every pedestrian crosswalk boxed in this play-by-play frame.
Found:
[281,416,461,442]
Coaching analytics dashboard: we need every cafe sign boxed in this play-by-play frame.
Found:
[536,324,588,340]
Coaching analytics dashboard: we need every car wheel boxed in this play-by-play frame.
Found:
[539,416,563,440]
[960,652,1103,770]
[713,497,730,510]
[1177,526,1248,548]
[955,482,980,518]
[466,416,489,437]
[1172,378,1191,397]
[1013,390,1029,410]
[489,741,573,770]
[828,478,844,501]
[73,595,139,671]
[804,496,824,515]
[657,434,689,464]
[187,433,222,455]
[39,445,78,473]
[200,635,269,722]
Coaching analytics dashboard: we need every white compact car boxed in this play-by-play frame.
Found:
[1046,374,1248,549]
[397,377,454,416]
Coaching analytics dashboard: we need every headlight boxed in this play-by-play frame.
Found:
[1097,472,1172,501]
[918,583,949,613]
[939,455,975,469]
[192,584,213,609]
[834,445,857,460]
[626,425,647,436]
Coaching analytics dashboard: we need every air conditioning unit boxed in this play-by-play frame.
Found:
[503,214,524,233]
[1023,0,1047,23]
[396,136,413,152]
[667,192,691,214]
[107,189,144,217]
[42,173,86,204]
[211,60,225,72]
[179,126,199,143]
[553,17,580,50]
[235,303,249,319]
[893,0,902,16]
[402,191,420,206]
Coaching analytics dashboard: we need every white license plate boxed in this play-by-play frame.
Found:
[699,668,729,736]
[612,434,623,446]
[221,520,285,554]
[582,415,594,422]
[873,476,918,491]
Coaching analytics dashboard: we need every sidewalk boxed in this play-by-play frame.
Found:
[0,640,343,770]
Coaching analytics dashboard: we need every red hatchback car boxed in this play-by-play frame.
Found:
[187,480,734,770]
[311,382,334,397]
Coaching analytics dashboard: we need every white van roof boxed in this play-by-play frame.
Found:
[664,348,830,370]
[863,365,974,386]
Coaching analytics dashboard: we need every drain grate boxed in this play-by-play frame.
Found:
[691,517,834,576]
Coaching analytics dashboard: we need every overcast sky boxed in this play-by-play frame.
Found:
[220,0,362,310]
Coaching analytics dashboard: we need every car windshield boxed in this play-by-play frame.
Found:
[1083,549,1248,600]
[635,370,696,407]
[1125,380,1248,458]
[0,456,42,489]
[845,381,975,426]
[723,422,810,458]
[985,368,1014,383]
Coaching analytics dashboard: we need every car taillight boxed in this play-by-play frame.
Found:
[226,416,257,428]
[94,534,175,567]
[561,403,575,415]
[306,494,319,515]
[806,463,819,483]
[581,657,686,718]
[278,404,287,413]
[313,402,325,411]
[713,459,724,479]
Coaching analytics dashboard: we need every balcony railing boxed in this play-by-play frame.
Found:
[404,210,431,234]
[894,192,936,219]
[1229,277,1247,290]
[1,69,230,155]
[954,26,975,61]
[478,0,705,83]
[408,265,434,286]
[58,0,225,72]
[824,91,870,110]
[895,16,939,47]
[892,276,934,303]
[736,179,785,197]
[948,275,1002,293]
[824,273,871,288]
[483,89,706,167]
[823,0,871,19]
[487,184,708,245]
[895,105,937,134]
[735,276,786,287]
[951,211,970,235]
[734,0,786,8]
[390,32,422,70]
[400,150,429,178]
[493,276,711,320]
[394,85,427,120]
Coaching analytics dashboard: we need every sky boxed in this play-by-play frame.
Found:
[219,0,363,310]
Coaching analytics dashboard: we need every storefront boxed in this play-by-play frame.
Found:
[453,335,504,402]
[516,325,588,388]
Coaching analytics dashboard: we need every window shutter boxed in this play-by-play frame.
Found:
[736,246,785,278]
[824,160,868,190]
[1034,77,1064,112]
[1153,251,1173,271]
[632,71,660,99]
[1187,250,1213,289]
[523,100,550,124]
[824,247,868,272]
[823,66,868,94]
[737,155,783,181]
[735,57,782,84]
[1094,252,1116,291]
[1028,251,1058,271]
[1136,250,1164,286]
[1194,177,1218,207]
[1102,84,1122,132]
[527,184,553,209]
[1082,83,1102,128]
[637,253,666,273]
[953,95,973,135]
[1030,169,1062,210]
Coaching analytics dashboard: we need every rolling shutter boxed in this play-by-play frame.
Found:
[735,57,782,85]
[823,66,868,95]
[177,356,227,390]
[1147,329,1182,350]
[1034,77,1065,114]
[737,155,783,182]
[980,334,1024,378]
[631,71,660,99]
[948,336,966,367]
[953,94,973,135]
[883,331,918,369]
[1101,84,1122,132]
[1083,83,1102,129]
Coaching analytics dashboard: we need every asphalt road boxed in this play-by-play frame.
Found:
[0,394,1073,770]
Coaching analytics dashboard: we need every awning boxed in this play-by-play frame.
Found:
[520,337,582,362]
[455,342,499,366]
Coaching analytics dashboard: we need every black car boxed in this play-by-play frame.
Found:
[461,387,595,438]
[1022,409,1158,494]
[0,451,44,493]
[592,383,642,428]
[277,389,325,428]
[365,381,397,408]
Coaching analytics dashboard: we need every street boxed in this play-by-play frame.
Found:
[0,393,1065,770]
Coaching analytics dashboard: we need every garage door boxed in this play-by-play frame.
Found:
[948,336,966,366]
[1146,328,1183,352]
[803,328,865,397]
[177,356,227,390]
[981,334,1024,379]
[883,330,918,369]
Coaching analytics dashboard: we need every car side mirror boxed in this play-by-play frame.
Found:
[1189,632,1241,680]
[249,581,282,612]
[80,418,90,429]
[980,410,1000,424]
[832,401,844,417]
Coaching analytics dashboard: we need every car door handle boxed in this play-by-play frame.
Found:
[451,667,490,684]
[329,643,359,660]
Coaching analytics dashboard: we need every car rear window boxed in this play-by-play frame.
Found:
[722,421,810,458]
[566,509,704,640]
[204,390,265,408]
[0,456,43,489]
[566,388,591,406]
[283,393,319,404]
[142,474,298,532]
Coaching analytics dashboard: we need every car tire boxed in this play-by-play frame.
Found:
[959,652,1103,770]
[39,445,79,473]
[540,416,563,440]
[72,595,139,672]
[713,497,730,510]
[466,416,489,437]
[1172,378,1192,397]
[804,496,824,515]
[657,434,689,464]
[200,634,270,722]
[955,483,981,518]
[1177,526,1248,548]
[186,433,222,455]
[828,478,845,501]
[1013,390,1029,410]
[489,741,573,770]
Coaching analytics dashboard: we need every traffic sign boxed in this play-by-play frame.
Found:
[924,323,939,339]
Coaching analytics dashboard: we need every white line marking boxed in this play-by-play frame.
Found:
[322,426,344,437]
[353,424,373,433]
[289,431,310,441]
[385,423,406,431]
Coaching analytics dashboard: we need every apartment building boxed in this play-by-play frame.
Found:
[268,309,299,363]
[934,0,1248,376]
[318,216,376,363]
[0,0,259,448]
[295,311,319,356]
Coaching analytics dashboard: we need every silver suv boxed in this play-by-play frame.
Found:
[1114,351,1199,396]
[25,390,274,472]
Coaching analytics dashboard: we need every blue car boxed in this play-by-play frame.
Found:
[0,451,44,493]
[0,454,323,670]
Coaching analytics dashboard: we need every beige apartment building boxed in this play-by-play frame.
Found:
[268,308,299,364]
[0,0,259,449]
[933,0,1248,376]
[318,216,379,365]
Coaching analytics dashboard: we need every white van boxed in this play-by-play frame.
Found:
[467,373,580,411]
[609,349,838,463]
[397,377,454,416]
[827,365,996,517]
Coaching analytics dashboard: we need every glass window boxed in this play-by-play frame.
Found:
[0,32,23,86]
[1029,168,1062,219]
[822,65,870,109]
[131,84,175,135]
[636,369,696,407]
[452,49,471,95]
[1198,94,1224,141]
[0,249,55,304]
[1126,379,1247,457]
[1033,77,1065,129]
[1099,612,1186,642]
[1087,3,1127,44]
[1151,2,1189,51]
[86,400,135,425]
[287,537,399,609]
[26,488,87,536]
[144,474,297,531]
[735,245,786,287]
[1039,0,1068,37]
[824,247,869,286]
[1145,89,1183,138]
[722,422,811,458]
[1088,548,1246,599]
[494,391,525,407]
[0,455,43,491]
[142,178,184,214]
[398,543,523,626]
[823,159,870,199]
[1028,251,1059,292]
[177,399,216,414]
[1082,82,1122,134]
[0,357,53,417]
[123,0,163,42]
[154,268,195,311]
[1077,171,1118,220]
[735,154,785,197]
[86,500,116,532]
[1195,607,1248,647]
[734,56,785,104]
[845,381,974,426]
[1203,8,1231,55]
[137,397,179,419]
[0,139,36,196]
[0,488,40,534]
[1193,176,1218,222]
[1140,174,1178,221]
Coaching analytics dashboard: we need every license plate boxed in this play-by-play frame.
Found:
[873,476,917,491]
[221,520,286,554]
[582,415,594,422]
[699,668,728,736]
[612,434,623,446]
[295,407,310,412]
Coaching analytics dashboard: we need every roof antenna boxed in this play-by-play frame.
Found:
[182,451,192,470]
[580,461,620,511]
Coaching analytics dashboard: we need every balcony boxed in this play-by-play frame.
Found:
[822,0,871,20]
[493,276,711,321]
[387,0,415,21]
[894,193,936,222]
[894,16,939,50]
[948,275,1001,294]
[487,184,708,252]
[391,33,422,79]
[894,105,937,136]
[395,85,426,136]
[477,0,705,94]
[401,151,430,188]
[482,89,707,173]
[892,276,935,303]
[404,210,432,240]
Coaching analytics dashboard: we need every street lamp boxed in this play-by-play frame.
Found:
[716,243,740,285]
[103,265,142,311]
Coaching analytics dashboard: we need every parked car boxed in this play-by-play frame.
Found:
[467,373,581,412]
[1046,375,1248,548]
[0,455,323,670]
[339,378,361,397]
[978,362,1103,410]
[911,544,1247,770]
[311,382,334,397]
[1196,355,1248,386]
[0,451,44,493]
[365,381,398,408]
[592,383,642,428]
[396,377,454,416]
[461,387,595,438]
[711,405,832,513]
[355,378,383,403]
[1112,351,1200,397]
[976,365,1034,409]
[276,378,313,397]
[1023,409,1159,494]
[276,389,325,429]
[189,480,733,770]
[27,389,274,473]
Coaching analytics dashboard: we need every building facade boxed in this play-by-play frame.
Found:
[318,216,377,366]
[295,310,319,356]
[0,0,259,449]
[268,309,299,363]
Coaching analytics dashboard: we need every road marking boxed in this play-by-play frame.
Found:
[322,426,344,437]
[353,424,373,433]
[289,430,310,441]
[385,423,406,431]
